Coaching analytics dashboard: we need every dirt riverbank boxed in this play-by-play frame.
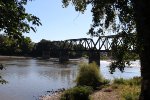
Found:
[40,87,121,100]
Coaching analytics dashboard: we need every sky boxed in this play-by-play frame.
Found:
[25,0,93,43]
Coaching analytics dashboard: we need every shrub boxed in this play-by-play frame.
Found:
[76,62,104,89]
[103,79,111,85]
[60,86,93,100]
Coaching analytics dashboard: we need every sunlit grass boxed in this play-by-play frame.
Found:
[112,77,141,100]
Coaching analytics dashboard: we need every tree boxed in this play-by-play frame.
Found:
[20,36,34,55]
[62,0,150,99]
[0,0,41,84]
[0,0,41,40]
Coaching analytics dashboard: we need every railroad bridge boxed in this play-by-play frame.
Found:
[42,35,136,66]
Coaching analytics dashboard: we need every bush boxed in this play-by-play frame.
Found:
[76,62,104,89]
[60,86,93,100]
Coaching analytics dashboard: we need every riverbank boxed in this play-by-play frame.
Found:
[40,77,140,100]
[40,88,120,100]
[0,55,32,60]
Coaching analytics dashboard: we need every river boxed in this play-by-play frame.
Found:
[0,57,140,100]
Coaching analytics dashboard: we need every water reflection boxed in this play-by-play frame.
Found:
[0,58,140,100]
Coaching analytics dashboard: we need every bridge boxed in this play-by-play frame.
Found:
[42,34,136,66]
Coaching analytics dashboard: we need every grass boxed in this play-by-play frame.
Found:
[119,85,140,100]
[112,77,141,100]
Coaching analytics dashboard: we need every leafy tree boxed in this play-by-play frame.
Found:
[62,0,150,99]
[0,0,41,40]
[0,35,34,56]
[0,34,17,55]
[19,36,34,55]
[0,0,41,84]
[32,39,86,58]
[31,39,51,57]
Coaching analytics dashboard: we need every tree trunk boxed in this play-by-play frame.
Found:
[133,0,150,99]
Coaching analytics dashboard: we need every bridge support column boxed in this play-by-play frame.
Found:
[89,50,100,66]
[42,51,50,59]
[59,50,69,63]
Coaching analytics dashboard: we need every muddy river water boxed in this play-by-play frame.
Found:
[0,58,140,100]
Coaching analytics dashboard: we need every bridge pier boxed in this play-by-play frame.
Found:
[42,51,50,59]
[59,50,69,63]
[89,50,100,66]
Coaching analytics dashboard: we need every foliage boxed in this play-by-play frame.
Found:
[76,62,106,89]
[0,0,41,40]
[0,34,34,56]
[62,0,135,36]
[60,86,93,100]
[31,39,54,57]
[0,0,41,83]
[102,79,110,85]
[62,0,149,99]
[32,39,85,58]
[109,33,138,73]
[62,0,139,73]
[0,0,41,55]
[20,36,34,55]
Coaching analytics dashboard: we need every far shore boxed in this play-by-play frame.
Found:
[0,55,32,60]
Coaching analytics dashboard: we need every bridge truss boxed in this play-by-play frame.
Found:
[48,35,136,52]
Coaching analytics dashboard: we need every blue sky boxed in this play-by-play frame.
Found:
[25,0,93,43]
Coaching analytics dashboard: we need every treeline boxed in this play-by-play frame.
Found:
[0,35,85,58]
[0,34,33,56]
[31,39,86,58]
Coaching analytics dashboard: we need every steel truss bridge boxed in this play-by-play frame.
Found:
[49,35,136,51]
[42,34,136,65]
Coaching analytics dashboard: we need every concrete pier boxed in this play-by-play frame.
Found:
[42,51,50,59]
[59,50,69,63]
[89,50,100,66]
